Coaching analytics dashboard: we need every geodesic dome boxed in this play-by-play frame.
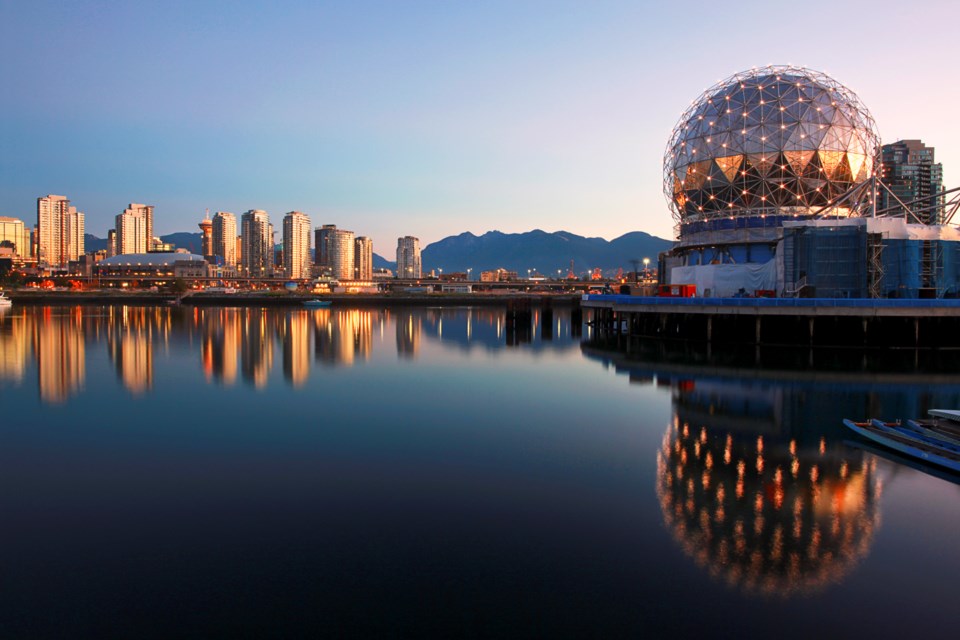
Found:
[664,66,880,224]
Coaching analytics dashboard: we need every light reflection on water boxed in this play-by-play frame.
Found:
[0,305,958,637]
[0,305,579,401]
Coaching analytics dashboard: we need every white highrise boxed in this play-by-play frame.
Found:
[315,224,355,280]
[115,204,154,255]
[37,195,84,267]
[282,211,312,279]
[396,236,421,279]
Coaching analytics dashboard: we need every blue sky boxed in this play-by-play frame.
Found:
[2,0,958,253]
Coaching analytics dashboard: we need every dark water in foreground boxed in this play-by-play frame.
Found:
[1,305,958,639]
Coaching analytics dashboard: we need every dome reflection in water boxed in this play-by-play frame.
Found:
[657,416,880,597]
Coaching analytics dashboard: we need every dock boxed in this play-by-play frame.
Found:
[581,295,960,349]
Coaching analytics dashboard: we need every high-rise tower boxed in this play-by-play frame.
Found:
[212,212,237,266]
[354,236,373,280]
[282,211,312,279]
[879,140,945,224]
[241,210,273,278]
[115,204,154,255]
[396,236,421,279]
[314,224,355,280]
[37,195,84,268]
[198,211,213,258]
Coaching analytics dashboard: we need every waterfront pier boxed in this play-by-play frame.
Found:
[581,296,960,349]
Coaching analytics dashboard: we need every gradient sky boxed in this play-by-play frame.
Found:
[2,0,958,253]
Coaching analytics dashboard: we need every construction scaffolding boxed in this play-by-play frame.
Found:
[781,219,960,299]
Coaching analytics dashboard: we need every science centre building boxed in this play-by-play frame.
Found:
[661,65,960,299]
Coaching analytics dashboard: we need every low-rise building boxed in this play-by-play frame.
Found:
[96,253,211,280]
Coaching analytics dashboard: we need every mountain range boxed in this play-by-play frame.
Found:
[85,229,673,276]
[416,229,670,275]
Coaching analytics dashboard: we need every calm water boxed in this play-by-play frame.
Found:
[1,304,958,639]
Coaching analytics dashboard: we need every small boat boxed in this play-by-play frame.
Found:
[842,419,960,473]
[928,409,960,424]
[303,299,332,308]
[905,419,960,448]
[0,292,11,307]
[869,419,960,454]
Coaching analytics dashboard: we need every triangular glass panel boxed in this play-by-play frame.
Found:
[833,153,853,183]
[715,154,743,183]
[784,150,815,176]
[747,153,775,177]
[674,165,688,184]
[818,151,845,180]
[831,108,852,129]
[684,160,711,189]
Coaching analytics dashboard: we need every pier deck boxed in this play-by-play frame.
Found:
[581,295,960,348]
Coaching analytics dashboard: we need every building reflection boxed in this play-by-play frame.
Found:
[107,307,156,395]
[0,308,28,383]
[283,311,311,386]
[395,309,421,359]
[416,307,578,353]
[657,414,880,597]
[0,305,582,401]
[581,342,960,597]
[313,309,374,366]
[201,308,241,385]
[241,309,274,388]
[34,307,86,403]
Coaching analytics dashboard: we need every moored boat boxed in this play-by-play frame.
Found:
[0,292,12,307]
[842,419,960,473]
[303,299,332,308]
[928,409,960,424]
[904,419,960,448]
[869,419,960,453]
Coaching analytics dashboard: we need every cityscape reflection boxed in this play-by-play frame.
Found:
[0,305,576,403]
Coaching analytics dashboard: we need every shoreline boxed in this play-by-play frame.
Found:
[3,291,583,308]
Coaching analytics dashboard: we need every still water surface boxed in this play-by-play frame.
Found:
[1,305,958,638]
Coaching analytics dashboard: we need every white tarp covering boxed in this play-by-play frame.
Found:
[669,261,777,297]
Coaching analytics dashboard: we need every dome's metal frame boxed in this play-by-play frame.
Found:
[664,65,882,226]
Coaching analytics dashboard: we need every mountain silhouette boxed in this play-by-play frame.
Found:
[416,229,671,276]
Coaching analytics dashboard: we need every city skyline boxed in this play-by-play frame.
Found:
[2,2,958,254]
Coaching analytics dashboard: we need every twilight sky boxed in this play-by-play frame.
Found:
[2,0,957,253]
